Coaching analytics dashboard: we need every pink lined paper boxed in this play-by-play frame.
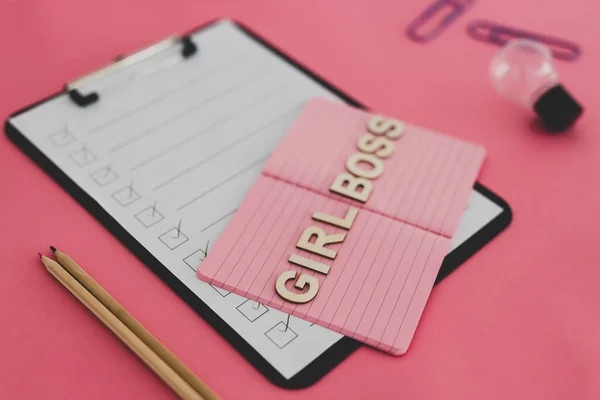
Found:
[262,98,485,237]
[198,98,485,354]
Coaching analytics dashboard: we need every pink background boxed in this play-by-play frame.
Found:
[1,0,598,399]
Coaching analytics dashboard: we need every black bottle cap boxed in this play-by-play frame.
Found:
[533,84,583,132]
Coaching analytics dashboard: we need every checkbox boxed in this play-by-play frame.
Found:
[183,245,209,272]
[49,130,76,148]
[236,299,268,322]
[135,205,164,228]
[90,166,119,187]
[265,321,298,349]
[210,284,230,297]
[69,148,96,167]
[112,186,141,207]
[158,226,188,250]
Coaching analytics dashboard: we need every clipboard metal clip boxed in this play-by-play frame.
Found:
[65,35,197,107]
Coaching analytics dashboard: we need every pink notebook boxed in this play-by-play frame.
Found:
[198,98,485,355]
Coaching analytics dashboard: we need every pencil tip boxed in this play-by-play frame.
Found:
[50,246,57,253]
[38,252,43,259]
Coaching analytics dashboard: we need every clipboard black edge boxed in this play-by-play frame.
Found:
[435,183,513,284]
[3,18,512,390]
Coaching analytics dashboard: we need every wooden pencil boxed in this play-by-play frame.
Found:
[49,247,219,400]
[40,255,204,400]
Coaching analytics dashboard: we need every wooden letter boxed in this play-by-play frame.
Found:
[367,115,405,140]
[313,206,359,230]
[330,173,373,203]
[288,254,331,274]
[345,152,384,180]
[296,226,345,260]
[357,133,395,158]
[275,270,319,303]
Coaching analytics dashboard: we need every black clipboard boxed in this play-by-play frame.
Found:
[4,19,512,389]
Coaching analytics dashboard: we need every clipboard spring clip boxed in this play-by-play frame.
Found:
[467,20,582,61]
[66,35,198,107]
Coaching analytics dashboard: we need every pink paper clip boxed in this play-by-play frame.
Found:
[467,20,582,61]
[406,0,474,43]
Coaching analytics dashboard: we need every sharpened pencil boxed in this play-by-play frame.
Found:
[40,252,216,400]
[50,246,218,400]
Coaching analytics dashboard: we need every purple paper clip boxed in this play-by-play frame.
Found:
[406,0,475,43]
[467,20,582,61]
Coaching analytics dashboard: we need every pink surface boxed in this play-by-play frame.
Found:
[198,98,484,355]
[1,0,599,399]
